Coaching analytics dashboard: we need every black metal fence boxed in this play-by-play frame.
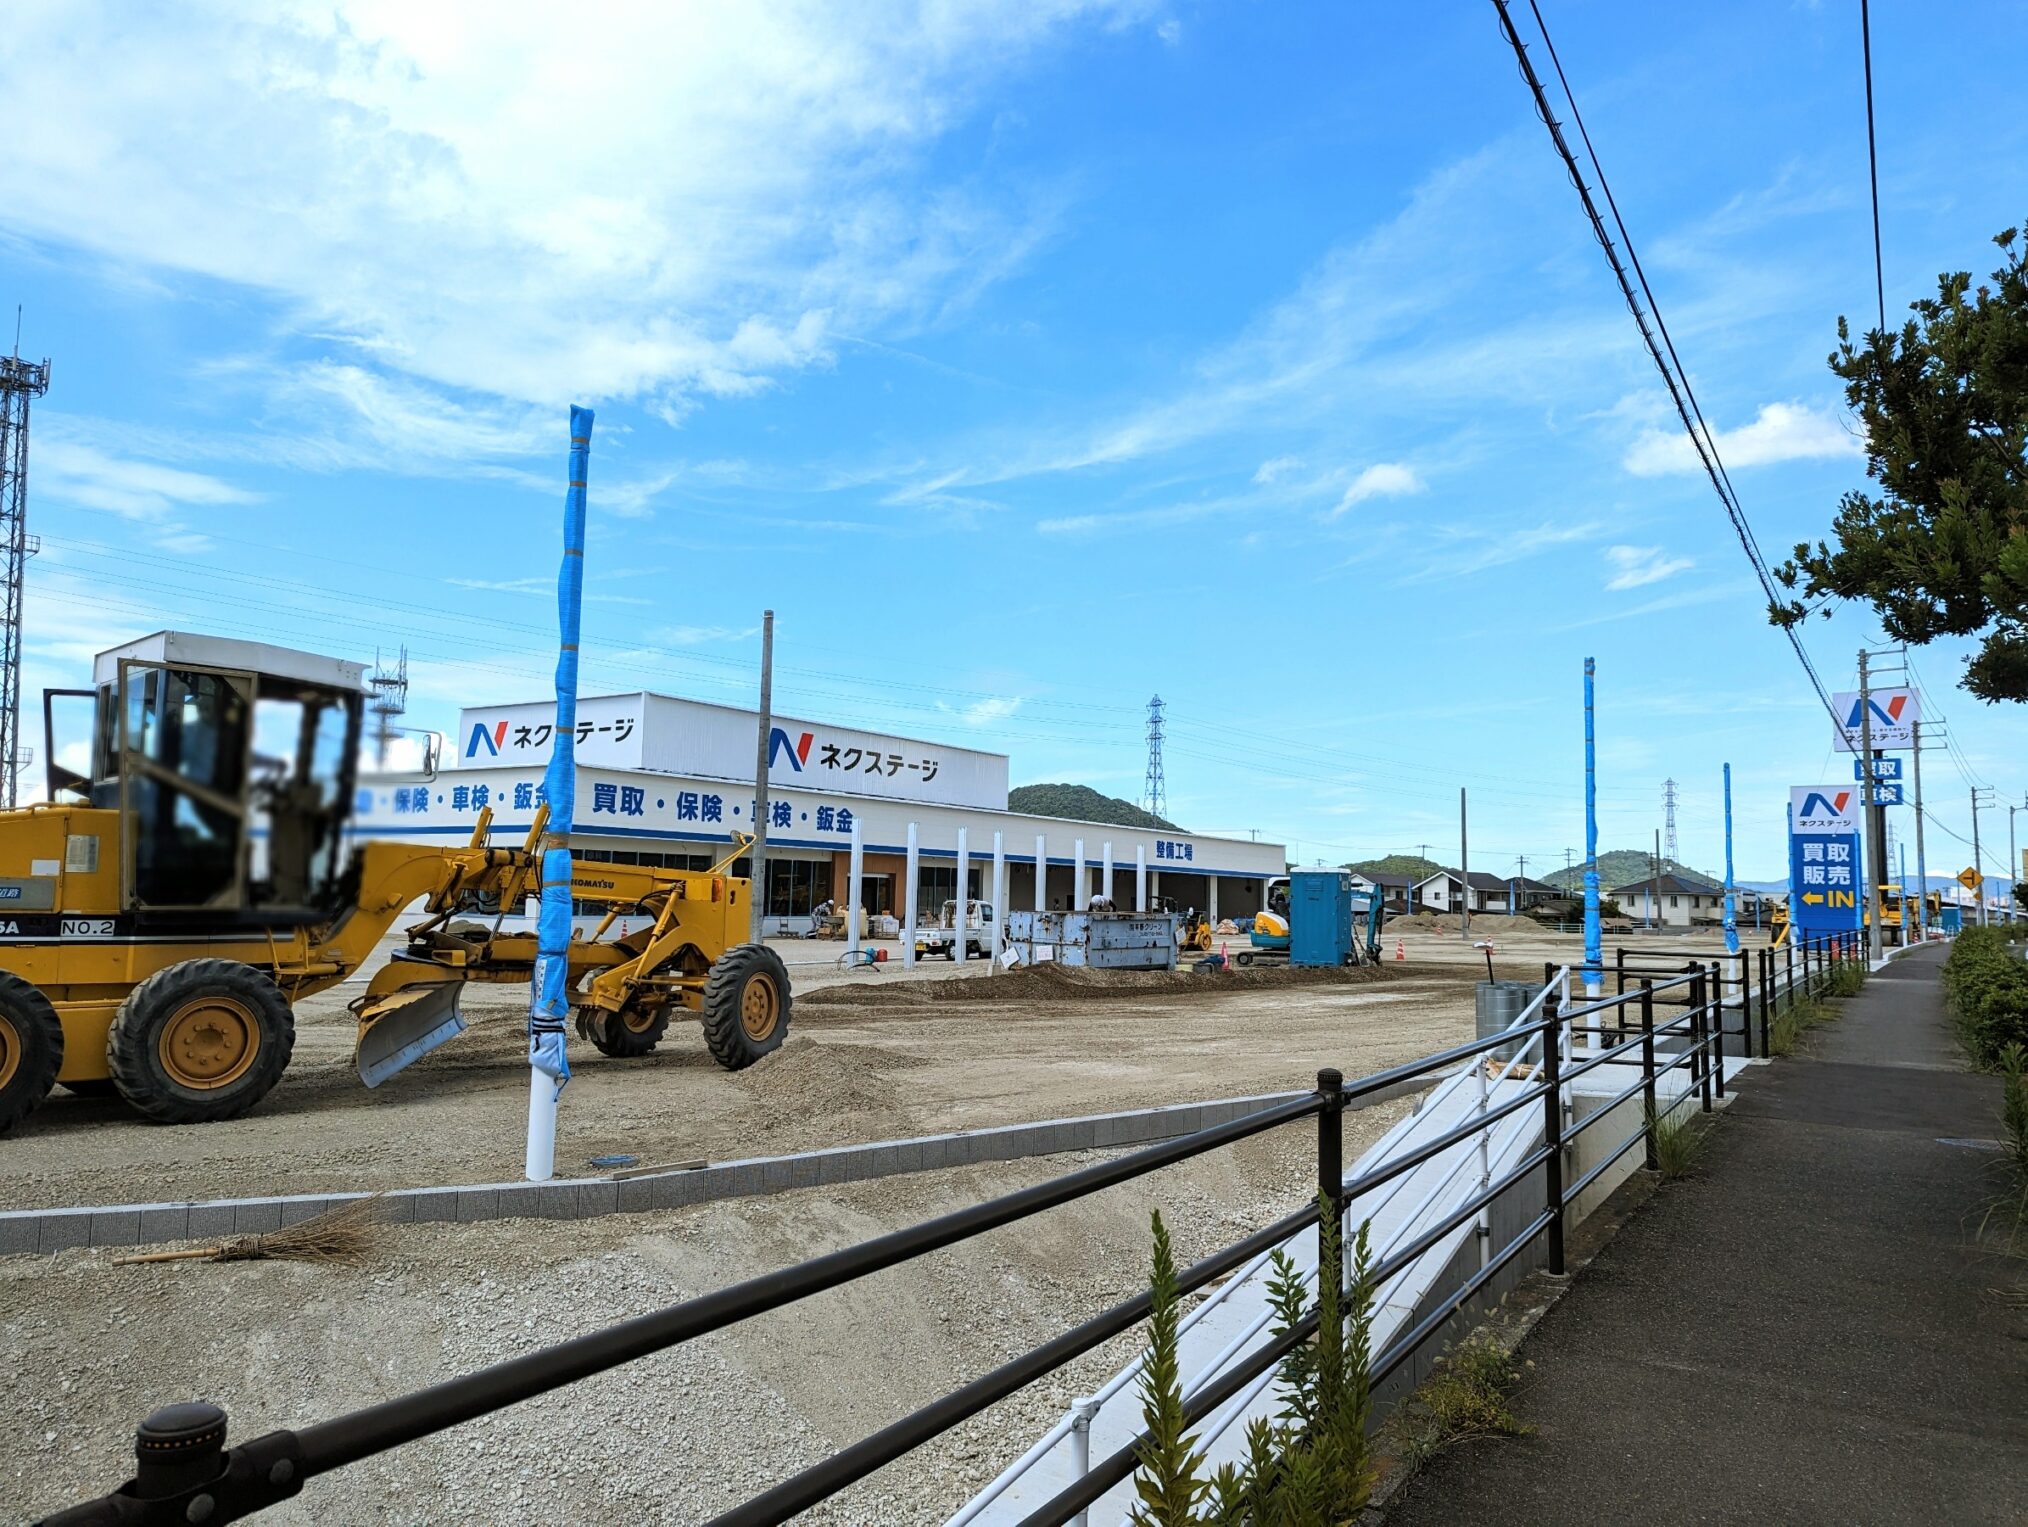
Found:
[37,938,1864,1527]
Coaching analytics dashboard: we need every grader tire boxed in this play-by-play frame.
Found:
[0,972,63,1135]
[583,1004,670,1058]
[107,960,295,1125]
[700,944,791,1071]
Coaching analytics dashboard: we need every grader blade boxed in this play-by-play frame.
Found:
[355,980,469,1088]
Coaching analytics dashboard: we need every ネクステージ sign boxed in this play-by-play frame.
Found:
[1830,688,1919,752]
[1790,785,1860,835]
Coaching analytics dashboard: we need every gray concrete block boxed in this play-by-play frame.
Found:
[813,1148,856,1186]
[714,1162,766,1198]
[576,1181,618,1217]
[233,1200,284,1235]
[617,1174,687,1213]
[788,1154,822,1190]
[375,1193,419,1225]
[277,1196,336,1227]
[187,1203,237,1240]
[37,1216,90,1254]
[409,1191,461,1224]
[455,1188,499,1223]
[137,1206,189,1244]
[895,1140,927,1174]
[761,1159,794,1194]
[527,1183,578,1220]
[919,1135,954,1170]
[90,1209,142,1248]
[0,1213,42,1257]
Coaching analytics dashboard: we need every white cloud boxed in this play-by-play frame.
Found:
[653,625,761,647]
[938,695,1024,726]
[0,2,1155,420]
[1622,401,1859,476]
[1602,543,1693,591]
[35,439,257,520]
[1329,462,1424,516]
[1252,455,1301,485]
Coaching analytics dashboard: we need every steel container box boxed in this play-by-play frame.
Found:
[1005,911,1179,970]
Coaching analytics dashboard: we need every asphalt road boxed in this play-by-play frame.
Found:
[1384,943,2028,1526]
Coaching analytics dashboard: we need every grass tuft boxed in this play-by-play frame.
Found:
[1390,1338,1531,1474]
[1646,1102,1706,1180]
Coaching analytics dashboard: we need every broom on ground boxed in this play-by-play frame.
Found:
[113,1195,385,1267]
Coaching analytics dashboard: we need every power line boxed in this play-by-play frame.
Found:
[1495,0,1838,725]
[1860,0,1887,333]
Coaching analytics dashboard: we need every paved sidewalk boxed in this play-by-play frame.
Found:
[1384,943,2028,1526]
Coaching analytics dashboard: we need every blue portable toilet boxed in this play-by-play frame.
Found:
[1940,905,1963,934]
[1289,869,1358,968]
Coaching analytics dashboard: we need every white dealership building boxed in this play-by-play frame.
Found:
[354,690,1285,930]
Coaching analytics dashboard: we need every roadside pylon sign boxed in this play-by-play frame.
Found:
[1788,785,1864,935]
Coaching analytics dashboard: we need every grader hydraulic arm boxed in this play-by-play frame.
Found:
[349,811,784,1085]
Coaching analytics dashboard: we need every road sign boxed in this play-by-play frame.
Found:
[1790,785,1860,835]
[1790,830,1864,933]
[1958,866,1984,891]
[1867,781,1904,806]
[1852,755,1903,782]
[1831,688,1919,752]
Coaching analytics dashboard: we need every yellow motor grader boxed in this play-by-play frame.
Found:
[0,631,789,1133]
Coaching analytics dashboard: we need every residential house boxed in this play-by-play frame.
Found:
[1611,873,1728,929]
[1414,869,1534,914]
[1346,870,1420,914]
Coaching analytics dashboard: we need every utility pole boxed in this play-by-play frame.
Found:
[1971,786,1994,927]
[1458,788,1470,941]
[1857,649,1883,962]
[1651,827,1661,930]
[0,341,50,809]
[750,611,774,945]
[1912,719,1930,941]
[2010,796,2024,925]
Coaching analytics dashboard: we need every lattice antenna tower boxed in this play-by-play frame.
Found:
[1143,694,1168,821]
[367,647,410,767]
[1662,777,1680,870]
[0,332,51,809]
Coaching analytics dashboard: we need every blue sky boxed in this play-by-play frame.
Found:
[5,0,2024,884]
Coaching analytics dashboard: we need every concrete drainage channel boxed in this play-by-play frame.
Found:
[0,1079,1437,1257]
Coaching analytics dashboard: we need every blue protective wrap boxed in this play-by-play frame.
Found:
[530,405,594,1095]
[1722,762,1739,956]
[1582,657,1602,990]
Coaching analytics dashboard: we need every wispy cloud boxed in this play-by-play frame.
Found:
[1622,401,1859,476]
[1329,462,1424,516]
[37,440,256,520]
[653,625,761,647]
[1602,544,1693,591]
[1546,579,1755,632]
[1252,455,1301,485]
[1393,518,1612,587]
[938,695,1024,726]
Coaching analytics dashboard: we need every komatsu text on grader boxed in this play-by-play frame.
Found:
[0,631,790,1133]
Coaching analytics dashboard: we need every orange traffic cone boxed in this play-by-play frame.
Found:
[1395,937,1406,962]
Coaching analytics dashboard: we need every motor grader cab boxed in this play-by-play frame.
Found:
[1,631,790,1135]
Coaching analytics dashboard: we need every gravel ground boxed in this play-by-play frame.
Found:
[4,1102,1410,1525]
[3,934,1526,1211]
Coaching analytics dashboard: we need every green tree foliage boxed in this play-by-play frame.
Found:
[1542,851,1720,893]
[1772,225,2028,701]
[1341,854,1444,881]
[1008,783,1180,831]
[1130,1197,1376,1527]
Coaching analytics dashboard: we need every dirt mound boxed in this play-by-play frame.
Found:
[799,959,1400,1009]
[1383,911,1542,938]
[729,1038,920,1122]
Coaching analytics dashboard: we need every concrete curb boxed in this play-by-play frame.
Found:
[1,1079,1434,1257]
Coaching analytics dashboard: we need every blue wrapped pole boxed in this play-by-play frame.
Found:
[527,404,593,1183]
[1582,657,1601,996]
[1722,763,1739,956]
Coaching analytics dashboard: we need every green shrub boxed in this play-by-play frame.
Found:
[1942,928,2028,1068]
[1130,1197,1376,1526]
[1389,1337,1531,1473]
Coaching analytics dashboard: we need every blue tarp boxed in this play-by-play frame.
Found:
[530,405,594,1098]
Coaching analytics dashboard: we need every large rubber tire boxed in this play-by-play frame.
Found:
[582,1003,671,1058]
[106,960,295,1125]
[700,944,791,1071]
[0,972,63,1135]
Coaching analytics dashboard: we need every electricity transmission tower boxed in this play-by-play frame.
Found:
[367,647,410,766]
[1662,778,1680,871]
[0,341,50,808]
[1142,695,1168,821]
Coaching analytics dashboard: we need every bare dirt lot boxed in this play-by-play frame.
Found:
[4,925,1758,1212]
[2,1111,1412,1525]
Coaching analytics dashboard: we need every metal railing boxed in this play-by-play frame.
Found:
[36,943,1864,1527]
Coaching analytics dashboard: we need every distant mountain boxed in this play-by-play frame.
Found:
[1544,850,1723,893]
[1008,783,1178,831]
[1343,854,1445,881]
